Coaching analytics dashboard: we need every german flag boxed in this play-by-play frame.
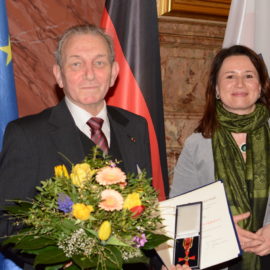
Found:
[100,0,168,200]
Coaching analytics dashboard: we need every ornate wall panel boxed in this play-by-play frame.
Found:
[7,0,105,116]
[159,17,226,184]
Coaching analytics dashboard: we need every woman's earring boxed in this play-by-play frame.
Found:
[216,92,220,99]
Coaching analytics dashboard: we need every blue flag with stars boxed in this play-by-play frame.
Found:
[0,0,18,150]
[0,2,21,270]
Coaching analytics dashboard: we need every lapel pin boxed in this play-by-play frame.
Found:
[130,137,136,143]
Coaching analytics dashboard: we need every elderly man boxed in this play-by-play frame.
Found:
[0,24,153,269]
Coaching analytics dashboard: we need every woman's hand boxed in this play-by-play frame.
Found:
[161,264,192,270]
[63,261,73,269]
[244,223,270,256]
[233,212,264,250]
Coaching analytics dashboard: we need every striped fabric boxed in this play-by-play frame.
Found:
[87,117,109,154]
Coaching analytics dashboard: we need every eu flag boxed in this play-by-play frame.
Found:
[0,3,20,270]
[0,0,18,150]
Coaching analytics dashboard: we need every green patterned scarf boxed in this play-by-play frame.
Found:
[212,101,270,270]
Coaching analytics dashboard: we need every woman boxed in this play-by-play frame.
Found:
[170,45,270,270]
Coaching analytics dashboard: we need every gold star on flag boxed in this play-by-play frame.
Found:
[0,37,12,65]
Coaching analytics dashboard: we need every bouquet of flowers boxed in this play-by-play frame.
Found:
[3,148,168,270]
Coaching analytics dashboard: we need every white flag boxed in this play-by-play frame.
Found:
[223,0,270,72]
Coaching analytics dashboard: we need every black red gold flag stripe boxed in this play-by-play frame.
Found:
[100,0,169,200]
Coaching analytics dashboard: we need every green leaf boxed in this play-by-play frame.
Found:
[65,264,81,270]
[36,186,44,192]
[21,249,44,255]
[65,263,81,270]
[55,218,77,233]
[15,236,55,250]
[44,263,65,270]
[85,228,98,238]
[34,246,68,265]
[72,255,97,269]
[102,246,123,270]
[2,234,23,246]
[106,236,129,247]
[4,201,32,215]
[142,233,171,250]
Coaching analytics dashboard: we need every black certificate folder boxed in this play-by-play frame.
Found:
[174,202,202,269]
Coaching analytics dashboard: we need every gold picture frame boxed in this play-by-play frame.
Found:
[157,0,231,21]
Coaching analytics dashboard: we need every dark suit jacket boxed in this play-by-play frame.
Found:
[0,100,152,268]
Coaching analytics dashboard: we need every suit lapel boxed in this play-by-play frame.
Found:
[107,106,138,174]
[48,100,85,165]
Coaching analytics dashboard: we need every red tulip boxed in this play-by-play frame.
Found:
[130,205,145,218]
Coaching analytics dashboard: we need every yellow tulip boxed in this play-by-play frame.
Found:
[54,165,69,178]
[70,163,95,187]
[98,221,111,241]
[72,203,94,221]
[123,192,141,210]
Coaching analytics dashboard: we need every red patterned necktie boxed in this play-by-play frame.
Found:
[87,117,109,154]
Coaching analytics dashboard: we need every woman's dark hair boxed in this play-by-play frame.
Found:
[196,45,270,138]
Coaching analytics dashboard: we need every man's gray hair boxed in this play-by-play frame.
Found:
[55,24,115,67]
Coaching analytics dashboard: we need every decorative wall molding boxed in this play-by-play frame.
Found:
[158,0,231,21]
